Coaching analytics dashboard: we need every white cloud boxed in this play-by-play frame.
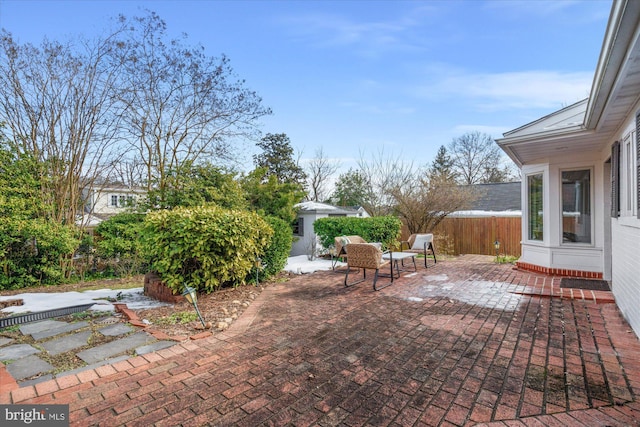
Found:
[276,6,436,57]
[418,69,592,112]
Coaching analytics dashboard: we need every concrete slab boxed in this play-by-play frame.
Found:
[20,374,54,387]
[77,332,156,364]
[30,321,89,340]
[19,320,67,335]
[0,337,14,347]
[135,340,176,355]
[41,331,92,356]
[94,316,121,325]
[5,354,54,381]
[99,323,134,337]
[57,355,131,378]
[0,343,39,361]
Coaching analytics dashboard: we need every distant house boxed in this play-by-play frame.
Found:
[496,1,640,336]
[451,182,521,217]
[290,201,369,257]
[77,185,147,229]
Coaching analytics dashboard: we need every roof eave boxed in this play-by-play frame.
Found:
[585,0,640,129]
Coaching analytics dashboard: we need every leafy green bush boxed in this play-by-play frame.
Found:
[0,219,79,290]
[0,143,79,289]
[94,213,147,276]
[142,206,273,293]
[255,216,292,281]
[313,216,402,250]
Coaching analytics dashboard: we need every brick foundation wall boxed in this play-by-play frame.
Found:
[516,262,603,279]
[144,272,183,303]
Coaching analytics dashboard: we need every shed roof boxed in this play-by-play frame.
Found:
[294,201,363,215]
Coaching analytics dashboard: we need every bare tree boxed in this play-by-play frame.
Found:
[357,149,417,217]
[306,147,341,202]
[112,12,272,205]
[0,29,127,226]
[449,131,506,185]
[392,174,477,234]
[112,158,147,187]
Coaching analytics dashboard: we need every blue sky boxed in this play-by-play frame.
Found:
[0,0,612,174]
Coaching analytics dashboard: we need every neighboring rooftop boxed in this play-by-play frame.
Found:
[467,181,521,212]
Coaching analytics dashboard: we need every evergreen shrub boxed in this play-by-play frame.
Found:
[313,216,402,250]
[142,206,273,293]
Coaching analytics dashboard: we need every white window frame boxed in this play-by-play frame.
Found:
[622,131,637,217]
[525,171,544,243]
[559,167,594,246]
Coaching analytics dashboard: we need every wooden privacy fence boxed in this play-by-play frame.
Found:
[402,215,522,257]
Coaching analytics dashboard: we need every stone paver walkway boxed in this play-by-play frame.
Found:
[0,315,176,386]
[1,255,639,426]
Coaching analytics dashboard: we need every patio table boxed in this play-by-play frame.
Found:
[382,252,417,279]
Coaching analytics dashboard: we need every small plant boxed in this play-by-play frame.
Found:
[0,325,21,334]
[495,255,519,264]
[155,311,198,325]
[70,310,113,320]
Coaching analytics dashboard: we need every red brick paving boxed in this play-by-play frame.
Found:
[1,255,640,426]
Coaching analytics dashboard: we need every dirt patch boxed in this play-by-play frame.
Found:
[134,281,268,336]
[0,274,290,337]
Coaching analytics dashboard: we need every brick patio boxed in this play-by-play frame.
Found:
[1,255,639,426]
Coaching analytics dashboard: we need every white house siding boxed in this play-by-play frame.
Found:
[88,187,145,216]
[290,211,324,257]
[607,104,640,335]
[611,220,640,334]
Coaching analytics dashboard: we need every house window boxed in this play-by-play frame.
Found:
[624,132,637,216]
[110,194,135,208]
[612,141,620,218]
[527,173,543,241]
[561,169,591,244]
[293,218,304,236]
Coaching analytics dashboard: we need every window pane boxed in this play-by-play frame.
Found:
[527,174,543,241]
[562,169,591,243]
[293,218,303,236]
[627,139,633,211]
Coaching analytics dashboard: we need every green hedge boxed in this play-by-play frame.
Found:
[142,206,273,293]
[313,216,402,250]
[255,216,292,281]
[94,213,147,276]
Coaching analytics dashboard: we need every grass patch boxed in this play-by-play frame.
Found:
[0,324,21,334]
[69,311,113,321]
[495,255,519,264]
[154,311,198,325]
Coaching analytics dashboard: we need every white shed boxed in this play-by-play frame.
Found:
[290,202,369,258]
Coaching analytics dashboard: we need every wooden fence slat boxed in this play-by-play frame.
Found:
[402,216,522,257]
